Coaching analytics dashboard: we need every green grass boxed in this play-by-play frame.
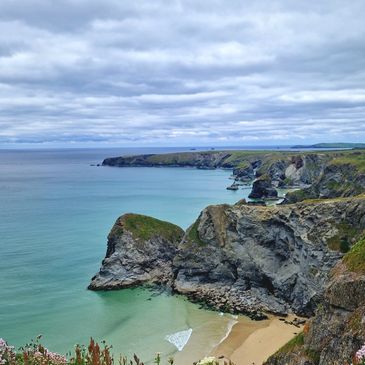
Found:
[329,152,365,173]
[287,189,311,202]
[276,332,305,354]
[271,332,320,365]
[327,222,359,253]
[304,349,321,364]
[303,194,365,204]
[343,237,365,274]
[187,219,207,246]
[347,307,364,332]
[116,213,184,242]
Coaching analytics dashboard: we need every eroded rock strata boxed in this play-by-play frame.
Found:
[265,239,365,365]
[173,197,365,317]
[89,196,365,320]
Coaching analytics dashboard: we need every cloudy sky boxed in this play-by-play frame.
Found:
[0,0,365,147]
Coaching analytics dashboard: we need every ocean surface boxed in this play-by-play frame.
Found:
[0,147,253,363]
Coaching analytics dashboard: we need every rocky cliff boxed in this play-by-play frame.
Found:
[285,151,365,203]
[102,150,365,201]
[89,214,184,290]
[173,196,365,317]
[264,237,365,365]
[89,196,365,320]
[102,150,329,188]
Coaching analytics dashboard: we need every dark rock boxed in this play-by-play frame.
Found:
[89,196,365,323]
[173,197,365,317]
[249,174,278,199]
[88,213,184,290]
[233,164,255,182]
[265,262,365,365]
[285,153,365,203]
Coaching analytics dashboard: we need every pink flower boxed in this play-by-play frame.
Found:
[356,344,365,362]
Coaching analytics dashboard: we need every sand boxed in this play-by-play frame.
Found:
[211,315,304,365]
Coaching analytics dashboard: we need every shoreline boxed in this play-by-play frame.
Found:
[211,315,305,365]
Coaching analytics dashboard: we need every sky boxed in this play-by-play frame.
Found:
[0,0,365,147]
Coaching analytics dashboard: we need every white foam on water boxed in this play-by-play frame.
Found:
[165,328,193,351]
[216,319,238,346]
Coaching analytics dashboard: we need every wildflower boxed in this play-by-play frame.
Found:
[197,357,219,365]
[356,344,365,364]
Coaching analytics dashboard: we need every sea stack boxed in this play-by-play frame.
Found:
[88,213,184,290]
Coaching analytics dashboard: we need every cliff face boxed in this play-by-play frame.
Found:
[265,238,365,365]
[102,151,233,169]
[88,214,184,290]
[89,197,365,321]
[285,152,365,203]
[173,197,365,317]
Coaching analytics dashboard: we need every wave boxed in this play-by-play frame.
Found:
[216,318,238,347]
[165,328,193,351]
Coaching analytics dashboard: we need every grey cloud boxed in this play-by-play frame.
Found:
[0,0,365,146]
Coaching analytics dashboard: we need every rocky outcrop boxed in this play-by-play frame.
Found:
[173,197,365,317]
[248,174,278,199]
[88,214,184,290]
[265,238,365,365]
[233,164,255,182]
[90,196,365,321]
[285,152,365,203]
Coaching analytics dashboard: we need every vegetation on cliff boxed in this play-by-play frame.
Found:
[113,214,184,243]
[343,237,365,274]
[0,338,232,365]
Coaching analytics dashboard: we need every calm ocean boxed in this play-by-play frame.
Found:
[0,148,251,363]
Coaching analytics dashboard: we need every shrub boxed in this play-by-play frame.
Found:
[0,338,234,365]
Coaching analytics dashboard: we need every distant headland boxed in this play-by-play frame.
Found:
[291,142,365,149]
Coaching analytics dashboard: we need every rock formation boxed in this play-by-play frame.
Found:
[173,197,365,317]
[89,214,184,290]
[285,152,365,203]
[265,238,365,365]
[89,196,365,320]
[248,174,278,199]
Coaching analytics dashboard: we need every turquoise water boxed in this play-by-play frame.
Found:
[0,148,251,363]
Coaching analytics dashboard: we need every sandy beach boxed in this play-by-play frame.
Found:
[211,315,305,365]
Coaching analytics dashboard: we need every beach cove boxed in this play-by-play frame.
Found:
[0,147,302,364]
[0,148,243,362]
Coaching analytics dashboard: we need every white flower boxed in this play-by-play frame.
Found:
[197,357,218,365]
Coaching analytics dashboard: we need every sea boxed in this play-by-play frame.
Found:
[0,147,259,364]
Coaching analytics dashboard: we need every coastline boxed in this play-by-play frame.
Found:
[211,315,305,365]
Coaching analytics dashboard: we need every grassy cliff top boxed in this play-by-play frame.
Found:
[343,237,365,274]
[112,213,184,243]
[104,148,365,170]
[329,151,365,173]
